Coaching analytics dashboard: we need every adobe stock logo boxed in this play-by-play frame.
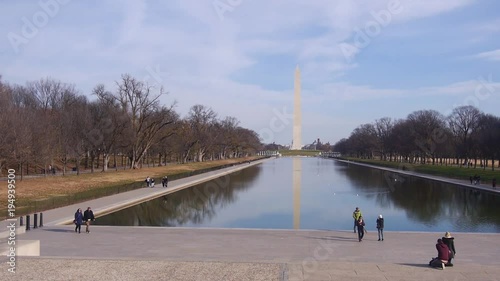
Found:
[339,0,404,62]
[212,0,243,21]
[7,0,72,54]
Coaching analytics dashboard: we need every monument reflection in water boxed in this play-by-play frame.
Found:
[96,157,500,233]
[293,157,301,229]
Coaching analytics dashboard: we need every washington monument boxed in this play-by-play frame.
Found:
[292,65,302,150]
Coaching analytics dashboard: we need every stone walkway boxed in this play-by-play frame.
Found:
[336,159,499,194]
[1,227,500,280]
[0,158,268,230]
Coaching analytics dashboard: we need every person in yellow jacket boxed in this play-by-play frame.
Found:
[353,207,362,233]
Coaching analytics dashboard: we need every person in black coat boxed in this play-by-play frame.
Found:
[74,208,83,233]
[357,217,365,242]
[83,207,95,233]
[376,214,384,241]
[442,232,456,266]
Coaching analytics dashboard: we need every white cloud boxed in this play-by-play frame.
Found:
[1,0,494,145]
[395,0,474,21]
[305,78,500,103]
[472,49,500,62]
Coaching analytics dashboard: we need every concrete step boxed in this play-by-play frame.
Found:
[0,239,40,256]
[0,218,27,239]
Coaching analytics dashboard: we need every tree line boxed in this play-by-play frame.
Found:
[0,74,262,177]
[333,106,500,170]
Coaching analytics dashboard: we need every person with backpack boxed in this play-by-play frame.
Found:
[352,207,362,233]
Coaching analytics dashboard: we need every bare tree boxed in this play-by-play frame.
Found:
[54,87,88,175]
[1,73,264,176]
[349,123,378,158]
[448,105,482,166]
[89,84,130,171]
[386,119,414,162]
[374,117,394,161]
[0,77,11,174]
[216,116,240,159]
[114,74,177,169]
[0,81,31,176]
[25,78,74,175]
[407,110,446,164]
[187,105,217,162]
[476,114,500,171]
[173,120,197,163]
[232,127,261,157]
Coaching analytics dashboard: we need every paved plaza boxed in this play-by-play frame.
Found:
[2,227,500,280]
[2,159,500,280]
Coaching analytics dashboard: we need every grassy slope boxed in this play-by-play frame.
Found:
[342,157,500,183]
[279,150,320,156]
[1,157,260,219]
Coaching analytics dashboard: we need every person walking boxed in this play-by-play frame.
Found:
[376,214,384,241]
[83,207,95,233]
[442,232,456,266]
[352,207,362,233]
[162,176,168,187]
[74,208,83,233]
[357,216,365,242]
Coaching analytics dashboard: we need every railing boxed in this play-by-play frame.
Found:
[257,151,280,156]
[16,213,43,231]
[319,152,342,158]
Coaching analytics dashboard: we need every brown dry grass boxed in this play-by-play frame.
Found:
[1,157,258,210]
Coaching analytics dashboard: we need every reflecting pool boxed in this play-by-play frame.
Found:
[96,157,500,232]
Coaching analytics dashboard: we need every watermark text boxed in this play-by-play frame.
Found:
[7,168,17,273]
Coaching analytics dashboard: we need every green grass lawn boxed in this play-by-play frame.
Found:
[0,157,263,220]
[279,150,320,156]
[341,157,500,184]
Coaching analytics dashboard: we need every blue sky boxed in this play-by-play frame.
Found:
[1,0,499,146]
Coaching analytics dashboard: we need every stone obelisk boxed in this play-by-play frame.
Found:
[292,65,302,150]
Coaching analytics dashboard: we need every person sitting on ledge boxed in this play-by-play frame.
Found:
[429,239,449,270]
[442,232,456,266]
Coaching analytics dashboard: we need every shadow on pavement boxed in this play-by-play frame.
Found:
[42,228,75,233]
[397,263,432,268]
[301,235,359,242]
